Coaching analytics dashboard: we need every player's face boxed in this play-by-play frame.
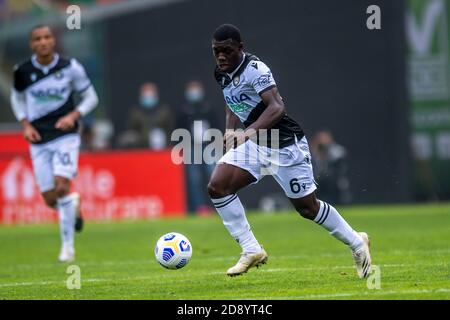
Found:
[212,39,243,73]
[30,27,55,58]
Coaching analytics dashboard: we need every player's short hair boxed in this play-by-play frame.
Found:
[29,24,53,39]
[213,24,242,43]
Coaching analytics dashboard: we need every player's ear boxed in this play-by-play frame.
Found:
[238,42,244,51]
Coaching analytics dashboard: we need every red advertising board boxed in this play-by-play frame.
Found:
[0,131,28,155]
[0,150,186,224]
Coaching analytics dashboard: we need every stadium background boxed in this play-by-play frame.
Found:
[0,0,449,224]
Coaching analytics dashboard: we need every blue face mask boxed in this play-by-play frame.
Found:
[185,89,204,103]
[140,95,158,109]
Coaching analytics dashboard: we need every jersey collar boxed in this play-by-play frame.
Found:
[227,53,246,78]
[214,52,260,89]
[31,53,60,74]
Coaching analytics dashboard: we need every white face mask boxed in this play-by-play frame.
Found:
[185,89,204,103]
[140,94,158,109]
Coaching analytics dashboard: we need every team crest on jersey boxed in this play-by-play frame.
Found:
[30,73,37,82]
[257,73,272,86]
[233,75,240,86]
[54,71,64,79]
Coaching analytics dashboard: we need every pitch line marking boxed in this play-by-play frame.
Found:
[1,262,447,287]
[272,288,450,299]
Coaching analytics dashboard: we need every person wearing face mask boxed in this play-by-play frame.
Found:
[119,82,174,149]
[177,80,220,214]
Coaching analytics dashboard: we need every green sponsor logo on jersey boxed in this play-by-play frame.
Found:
[30,88,67,103]
[225,93,252,113]
[228,102,251,113]
[34,95,65,103]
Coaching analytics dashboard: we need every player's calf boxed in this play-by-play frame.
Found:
[290,192,320,220]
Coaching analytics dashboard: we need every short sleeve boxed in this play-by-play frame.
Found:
[70,58,91,93]
[13,65,25,92]
[247,60,277,95]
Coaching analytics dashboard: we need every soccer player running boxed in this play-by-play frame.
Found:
[208,24,372,278]
[10,25,98,262]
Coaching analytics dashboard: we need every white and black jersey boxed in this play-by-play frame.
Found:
[214,52,304,148]
[12,54,92,144]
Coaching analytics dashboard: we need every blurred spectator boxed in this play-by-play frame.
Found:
[92,119,114,150]
[118,82,174,150]
[81,114,114,151]
[310,130,352,204]
[177,80,220,214]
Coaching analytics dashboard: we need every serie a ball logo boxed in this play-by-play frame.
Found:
[155,232,193,269]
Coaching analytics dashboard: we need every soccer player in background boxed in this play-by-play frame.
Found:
[10,25,98,262]
[208,24,372,277]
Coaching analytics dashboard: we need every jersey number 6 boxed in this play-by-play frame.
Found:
[289,178,301,194]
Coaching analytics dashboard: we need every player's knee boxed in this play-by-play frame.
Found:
[42,194,57,208]
[54,181,70,198]
[207,179,232,198]
[296,207,315,220]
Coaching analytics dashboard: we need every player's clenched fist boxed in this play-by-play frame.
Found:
[55,111,80,131]
[223,129,256,152]
[22,122,41,143]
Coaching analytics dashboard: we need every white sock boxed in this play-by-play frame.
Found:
[57,194,76,250]
[314,200,363,251]
[211,194,262,253]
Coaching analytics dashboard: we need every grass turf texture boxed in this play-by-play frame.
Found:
[0,203,449,300]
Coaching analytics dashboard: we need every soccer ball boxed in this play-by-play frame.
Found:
[155,232,192,269]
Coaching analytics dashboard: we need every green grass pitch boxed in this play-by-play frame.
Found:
[0,203,449,300]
